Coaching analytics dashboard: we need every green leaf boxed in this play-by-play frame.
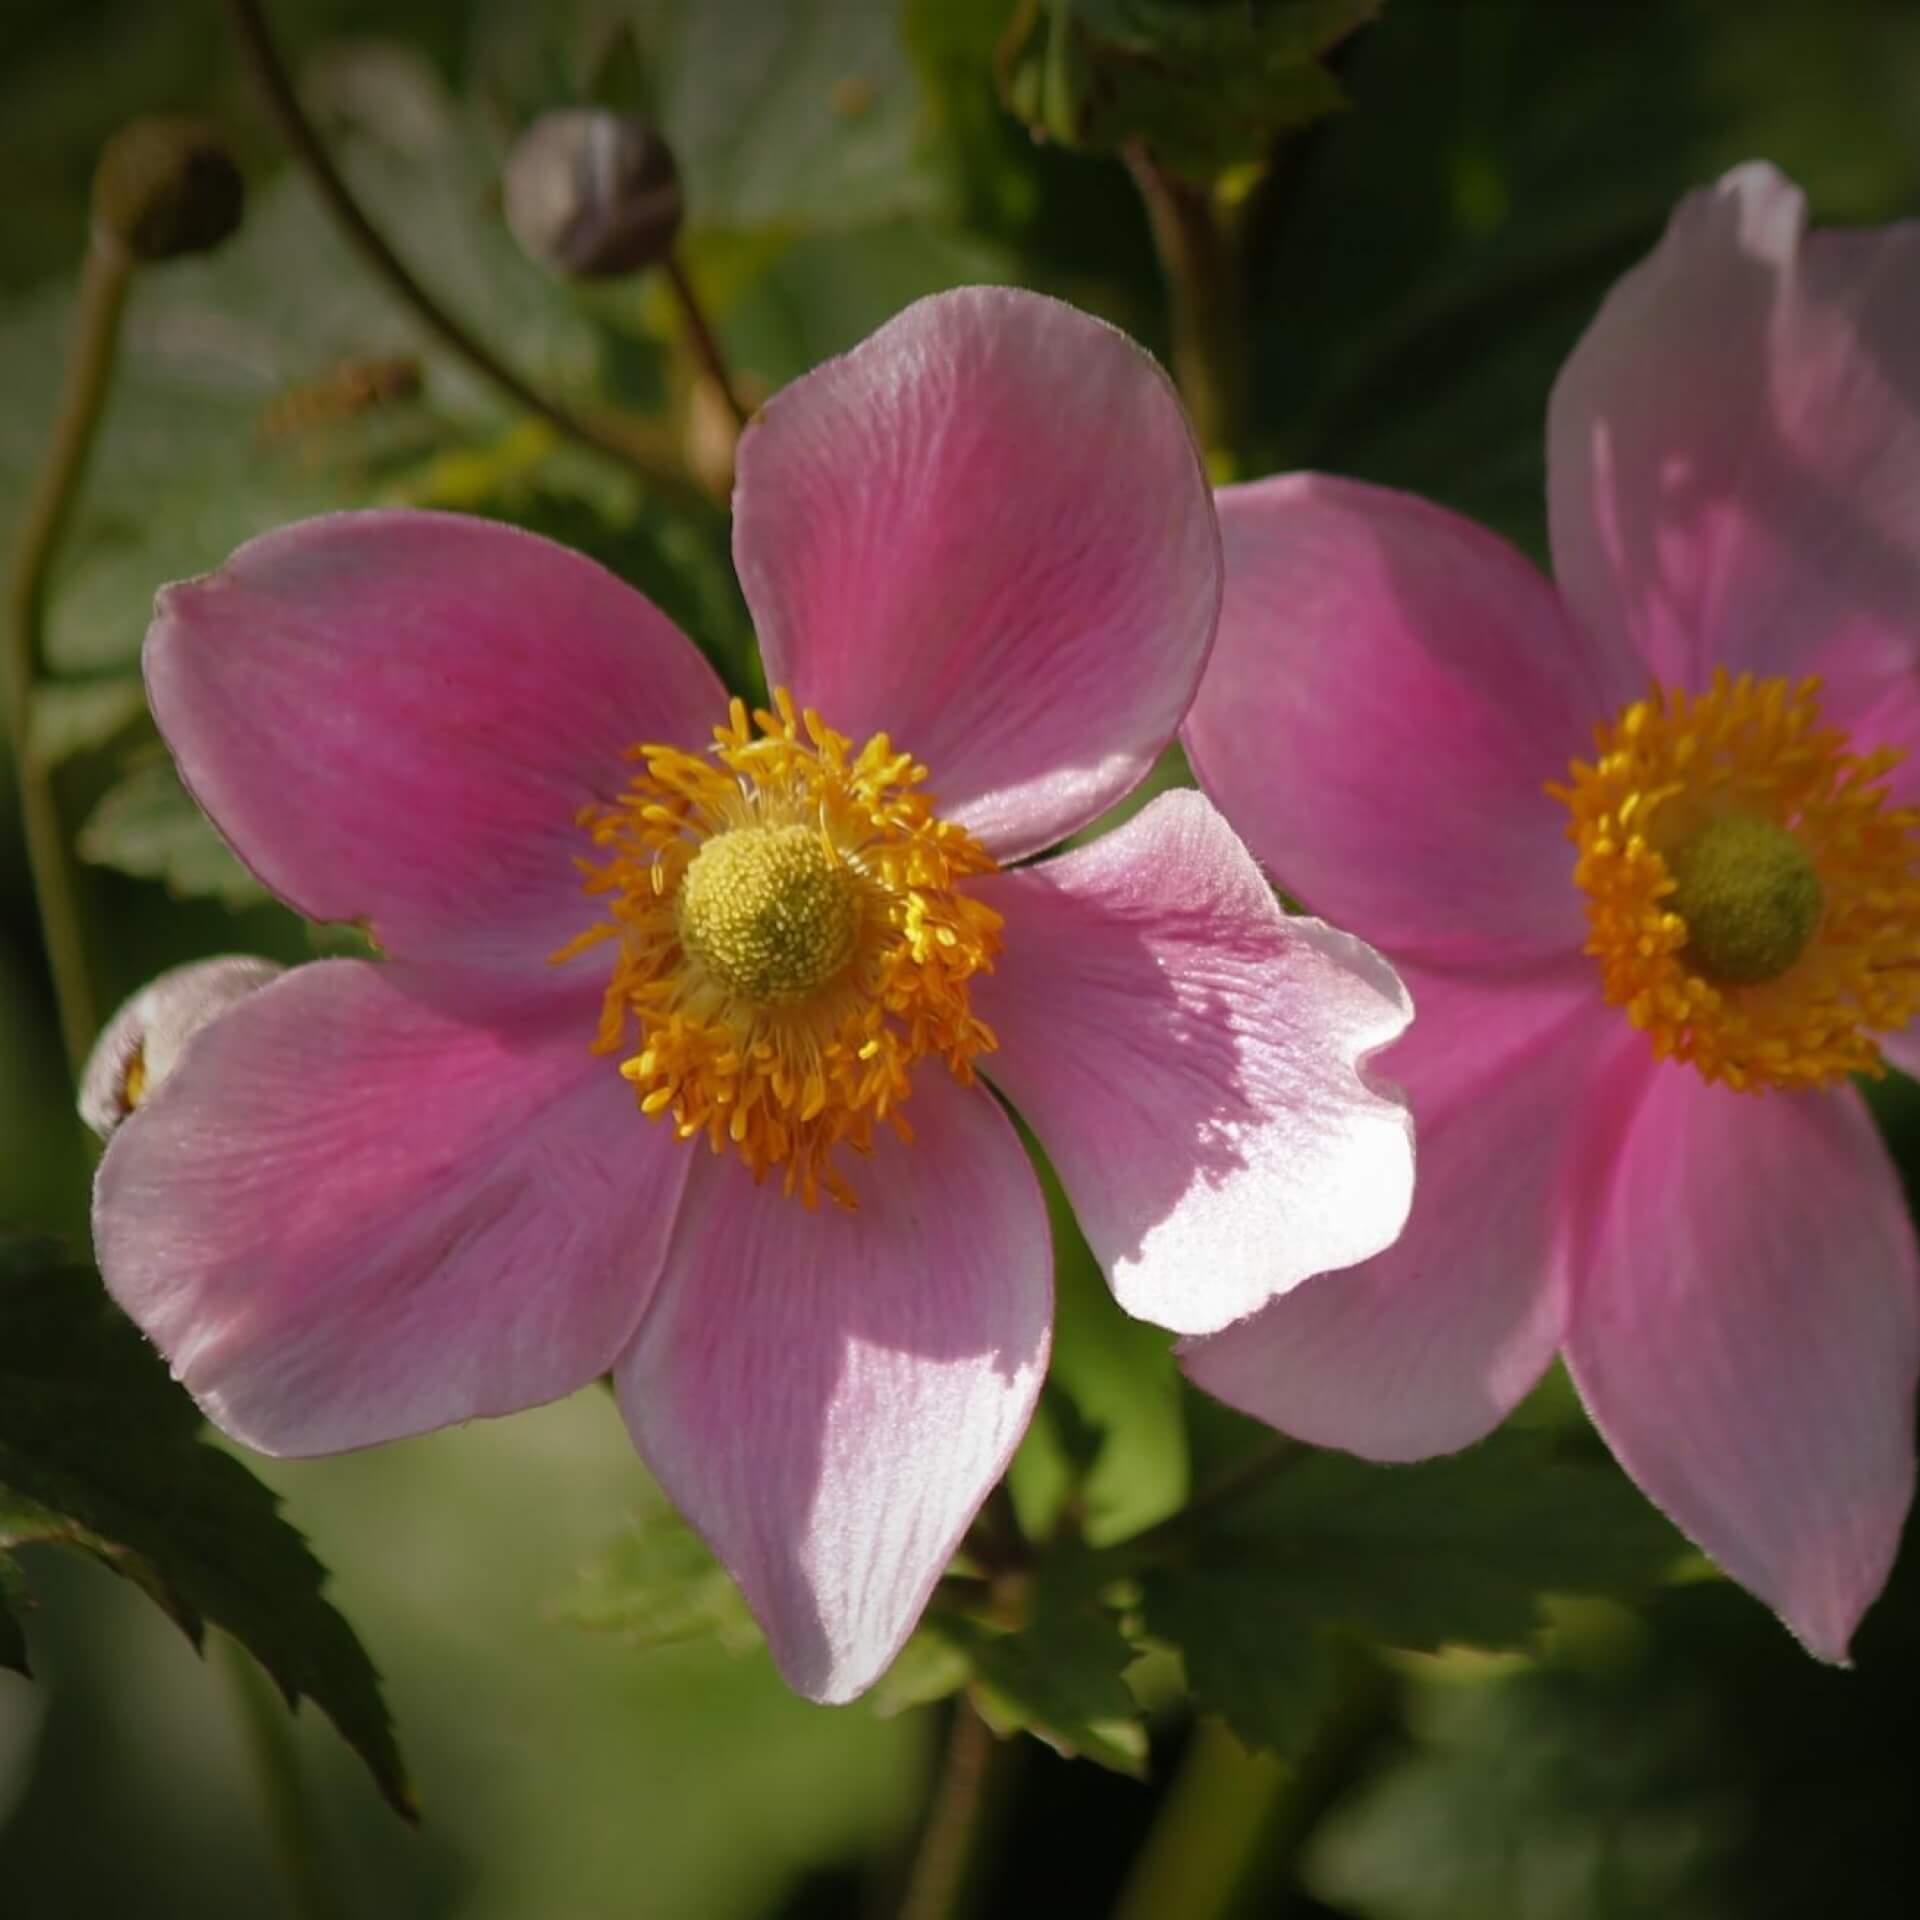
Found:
[1006,1149,1187,1546]
[926,1559,1149,1775]
[78,756,267,908]
[655,0,942,229]
[1131,1431,1686,1757]
[0,1240,413,1817]
[869,1626,973,1719]
[29,674,148,765]
[558,1495,761,1655]
[0,46,638,683]
[474,0,939,231]
[998,0,1378,180]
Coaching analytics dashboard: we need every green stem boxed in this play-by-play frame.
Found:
[225,0,701,506]
[1109,1718,1285,1920]
[1124,143,1248,473]
[895,1700,1008,1920]
[663,250,750,433]
[1110,1655,1398,1920]
[220,1635,343,1920]
[4,230,129,1075]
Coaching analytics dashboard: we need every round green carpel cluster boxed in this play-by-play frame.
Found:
[675,823,865,1008]
[1665,812,1825,987]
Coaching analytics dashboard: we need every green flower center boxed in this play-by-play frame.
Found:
[1665,812,1824,986]
[675,822,864,1006]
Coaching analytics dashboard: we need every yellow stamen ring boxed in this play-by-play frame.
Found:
[1551,670,1920,1092]
[553,690,1002,1208]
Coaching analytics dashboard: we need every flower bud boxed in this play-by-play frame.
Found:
[502,110,682,280]
[93,116,244,263]
[80,957,283,1141]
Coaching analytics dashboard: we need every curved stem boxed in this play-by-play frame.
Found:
[225,0,700,504]
[4,230,129,1074]
[663,251,749,432]
[896,1700,1007,1920]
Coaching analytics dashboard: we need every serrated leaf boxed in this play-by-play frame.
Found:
[999,0,1378,180]
[921,1551,1149,1775]
[0,1240,412,1817]
[1130,1431,1685,1757]
[78,757,266,907]
[558,1498,761,1655]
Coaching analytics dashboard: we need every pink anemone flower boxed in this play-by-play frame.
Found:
[94,289,1416,1702]
[1180,164,1920,1661]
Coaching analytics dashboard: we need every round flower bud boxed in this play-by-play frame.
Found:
[80,956,283,1141]
[92,116,245,263]
[502,110,683,280]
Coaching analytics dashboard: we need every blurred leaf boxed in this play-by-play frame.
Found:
[0,1240,413,1818]
[475,0,938,229]
[712,217,1012,392]
[29,674,148,765]
[558,1495,761,1655]
[1131,1432,1685,1757]
[0,44,653,681]
[78,757,266,908]
[998,0,1377,180]
[652,0,940,229]
[1309,1644,1732,1920]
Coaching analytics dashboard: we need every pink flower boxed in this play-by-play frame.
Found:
[94,289,1415,1701]
[1181,165,1920,1660]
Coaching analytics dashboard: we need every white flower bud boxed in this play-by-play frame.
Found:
[502,110,683,280]
[80,957,283,1141]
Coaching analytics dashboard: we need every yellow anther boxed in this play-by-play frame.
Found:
[552,688,1002,1206]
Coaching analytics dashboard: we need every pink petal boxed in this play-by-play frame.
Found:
[971,790,1413,1336]
[79,954,283,1141]
[614,1073,1051,1703]
[733,288,1220,861]
[1182,963,1608,1458]
[1549,163,1920,709]
[1565,1071,1920,1661]
[147,511,726,1008]
[94,959,687,1455]
[1825,666,1920,811]
[1185,476,1624,972]
[1877,1019,1920,1082]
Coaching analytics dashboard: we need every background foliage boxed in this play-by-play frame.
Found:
[4,1,1920,1916]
